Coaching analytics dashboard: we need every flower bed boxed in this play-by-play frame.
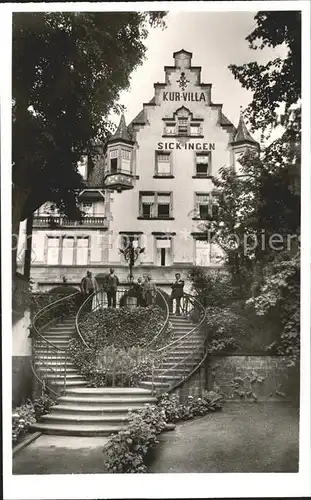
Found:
[104,391,224,473]
[70,306,172,387]
[12,395,55,445]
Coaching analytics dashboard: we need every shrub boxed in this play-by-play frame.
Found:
[69,305,172,388]
[104,405,167,473]
[188,266,240,307]
[12,395,55,445]
[104,392,224,473]
[79,306,168,350]
[202,305,277,354]
[157,391,224,423]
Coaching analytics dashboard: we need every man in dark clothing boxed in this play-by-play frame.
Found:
[80,271,97,311]
[134,276,145,307]
[170,273,185,316]
[104,268,119,308]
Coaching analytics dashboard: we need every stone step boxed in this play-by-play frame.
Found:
[34,354,69,360]
[44,335,73,340]
[35,366,77,373]
[30,422,127,436]
[44,326,76,334]
[58,395,156,405]
[52,403,151,414]
[40,413,129,425]
[53,380,87,387]
[36,339,70,344]
[35,360,75,366]
[64,387,154,397]
[39,373,82,380]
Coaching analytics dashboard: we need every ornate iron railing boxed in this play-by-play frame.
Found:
[30,291,80,399]
[149,292,207,394]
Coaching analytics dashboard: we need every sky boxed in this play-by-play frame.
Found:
[110,11,287,141]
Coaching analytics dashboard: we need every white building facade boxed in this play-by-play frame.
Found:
[28,50,258,293]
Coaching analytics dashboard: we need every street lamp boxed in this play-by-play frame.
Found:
[119,237,145,282]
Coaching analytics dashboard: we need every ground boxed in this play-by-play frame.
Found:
[148,402,299,473]
[13,402,299,475]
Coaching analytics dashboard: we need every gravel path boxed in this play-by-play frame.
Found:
[13,435,109,475]
[148,402,299,473]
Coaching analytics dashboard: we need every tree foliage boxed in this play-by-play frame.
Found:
[194,11,301,362]
[12,11,166,224]
[229,11,301,131]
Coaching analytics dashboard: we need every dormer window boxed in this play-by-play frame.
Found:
[163,110,202,137]
[165,123,175,135]
[178,117,188,136]
[190,123,201,136]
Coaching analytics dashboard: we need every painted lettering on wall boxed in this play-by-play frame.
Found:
[162,92,206,102]
[157,142,215,151]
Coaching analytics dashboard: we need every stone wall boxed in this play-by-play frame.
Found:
[207,354,300,404]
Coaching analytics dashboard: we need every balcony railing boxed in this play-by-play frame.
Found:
[33,216,108,229]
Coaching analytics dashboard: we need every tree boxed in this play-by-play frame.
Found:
[193,11,301,361]
[12,11,166,246]
[229,11,301,132]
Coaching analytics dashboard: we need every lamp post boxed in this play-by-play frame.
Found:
[119,237,145,283]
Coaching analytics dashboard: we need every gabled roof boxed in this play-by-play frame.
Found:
[173,49,193,57]
[233,113,258,145]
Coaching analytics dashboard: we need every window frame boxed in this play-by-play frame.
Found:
[108,147,132,175]
[194,192,219,220]
[155,151,173,177]
[139,191,173,219]
[194,152,212,177]
[45,235,90,266]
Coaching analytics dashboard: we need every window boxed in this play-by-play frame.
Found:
[110,149,118,173]
[195,153,211,177]
[76,237,89,265]
[81,201,93,216]
[165,123,176,135]
[195,239,225,266]
[139,192,172,219]
[46,236,89,265]
[190,123,201,136]
[47,237,60,265]
[155,152,172,176]
[141,194,154,219]
[155,237,172,266]
[157,194,171,218]
[195,193,219,219]
[178,117,188,136]
[61,237,74,265]
[121,149,131,173]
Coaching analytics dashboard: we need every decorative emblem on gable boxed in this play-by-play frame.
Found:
[176,72,190,91]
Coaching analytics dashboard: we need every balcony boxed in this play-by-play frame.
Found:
[103,169,135,192]
[33,215,109,229]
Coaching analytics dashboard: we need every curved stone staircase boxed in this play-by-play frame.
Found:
[32,387,156,436]
[30,288,206,436]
